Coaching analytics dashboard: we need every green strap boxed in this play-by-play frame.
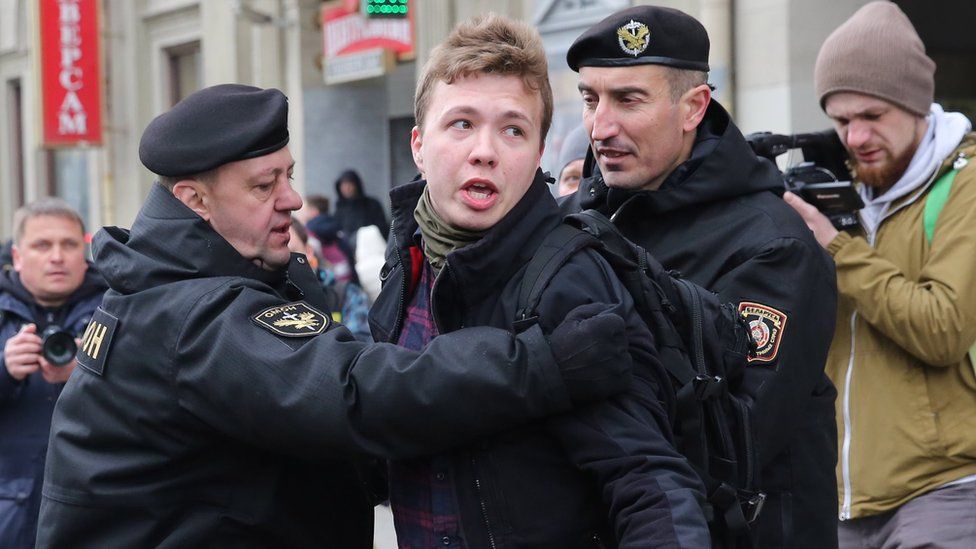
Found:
[920,165,976,373]
[923,168,957,244]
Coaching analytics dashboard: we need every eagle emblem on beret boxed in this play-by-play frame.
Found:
[617,20,650,56]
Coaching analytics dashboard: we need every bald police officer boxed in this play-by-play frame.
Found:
[563,6,839,548]
[37,84,633,548]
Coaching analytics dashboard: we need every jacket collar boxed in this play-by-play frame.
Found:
[93,183,288,295]
[579,101,783,218]
[0,267,106,311]
[389,169,560,307]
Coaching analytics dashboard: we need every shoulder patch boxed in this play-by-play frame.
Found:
[738,301,788,363]
[76,307,119,377]
[251,301,331,338]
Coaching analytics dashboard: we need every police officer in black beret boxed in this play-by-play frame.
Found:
[563,6,840,549]
[37,83,635,547]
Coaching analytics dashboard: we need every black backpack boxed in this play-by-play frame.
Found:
[516,209,765,548]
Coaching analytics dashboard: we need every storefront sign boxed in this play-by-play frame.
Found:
[38,0,102,146]
[324,47,393,85]
[321,0,413,84]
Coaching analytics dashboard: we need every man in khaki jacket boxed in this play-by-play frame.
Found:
[785,2,976,547]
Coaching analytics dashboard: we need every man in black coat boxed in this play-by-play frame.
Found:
[368,14,708,548]
[334,169,390,244]
[36,84,634,548]
[564,6,839,548]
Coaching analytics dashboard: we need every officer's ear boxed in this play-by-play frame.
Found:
[172,179,212,221]
[681,83,711,133]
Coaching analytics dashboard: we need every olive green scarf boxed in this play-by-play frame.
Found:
[413,186,485,272]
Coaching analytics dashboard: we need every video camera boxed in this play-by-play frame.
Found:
[746,130,864,230]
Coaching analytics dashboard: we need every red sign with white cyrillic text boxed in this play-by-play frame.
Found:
[39,0,103,146]
[322,0,414,60]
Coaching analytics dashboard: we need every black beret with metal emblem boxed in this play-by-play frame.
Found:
[139,84,290,177]
[566,5,710,72]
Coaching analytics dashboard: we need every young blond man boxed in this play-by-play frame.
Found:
[368,14,708,548]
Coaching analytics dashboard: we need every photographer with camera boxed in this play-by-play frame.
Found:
[783,2,976,547]
[0,198,106,548]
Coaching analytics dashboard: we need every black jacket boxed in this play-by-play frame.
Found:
[0,269,105,548]
[568,102,839,548]
[335,177,390,241]
[369,172,709,548]
[37,184,585,548]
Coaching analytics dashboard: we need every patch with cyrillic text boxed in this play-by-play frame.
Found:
[76,307,119,376]
[738,301,788,363]
[251,301,330,338]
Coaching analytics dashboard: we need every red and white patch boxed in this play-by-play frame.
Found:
[738,301,788,363]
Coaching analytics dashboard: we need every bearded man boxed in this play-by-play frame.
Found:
[785,2,976,547]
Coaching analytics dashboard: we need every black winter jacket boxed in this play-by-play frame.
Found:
[37,184,590,548]
[0,270,105,548]
[568,102,839,548]
[335,177,390,241]
[369,171,709,548]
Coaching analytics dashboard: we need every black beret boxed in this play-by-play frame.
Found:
[567,5,709,72]
[139,84,289,177]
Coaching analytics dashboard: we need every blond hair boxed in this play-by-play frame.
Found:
[414,13,554,142]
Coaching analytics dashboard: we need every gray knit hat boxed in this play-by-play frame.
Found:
[814,1,934,117]
[557,125,591,176]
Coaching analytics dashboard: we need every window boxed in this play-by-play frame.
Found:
[6,78,25,209]
[166,41,202,106]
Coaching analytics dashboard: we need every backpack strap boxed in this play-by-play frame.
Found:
[567,210,641,263]
[923,168,957,244]
[515,223,600,322]
[921,158,976,372]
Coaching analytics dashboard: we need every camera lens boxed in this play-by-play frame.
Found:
[41,326,78,366]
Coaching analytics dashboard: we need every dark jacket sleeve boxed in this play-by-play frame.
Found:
[538,251,710,548]
[0,313,25,405]
[712,236,837,467]
[172,281,571,460]
[0,363,24,406]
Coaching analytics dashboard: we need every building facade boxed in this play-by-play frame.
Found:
[1,0,973,238]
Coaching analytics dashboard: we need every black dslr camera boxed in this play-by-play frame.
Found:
[41,325,77,366]
[746,130,864,230]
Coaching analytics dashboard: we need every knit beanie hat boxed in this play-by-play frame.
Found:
[557,125,591,176]
[814,1,934,117]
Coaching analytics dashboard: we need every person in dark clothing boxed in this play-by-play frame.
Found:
[334,169,390,244]
[299,193,331,224]
[306,207,358,285]
[289,217,371,342]
[368,15,709,548]
[563,6,839,548]
[0,198,107,548]
[36,84,636,548]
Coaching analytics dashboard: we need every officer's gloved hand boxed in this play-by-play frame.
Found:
[549,303,633,404]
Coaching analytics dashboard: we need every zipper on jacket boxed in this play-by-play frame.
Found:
[840,312,857,520]
[389,230,409,341]
[679,279,737,461]
[673,279,707,373]
[685,282,707,373]
[473,456,498,549]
